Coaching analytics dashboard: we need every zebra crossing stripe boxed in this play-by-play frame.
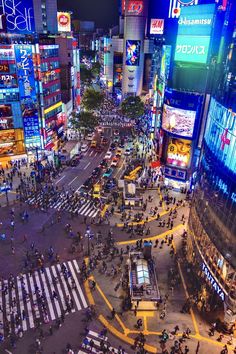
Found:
[4,281,11,322]
[22,275,34,328]
[38,271,56,320]
[55,264,75,313]
[58,262,81,311]
[77,200,90,214]
[51,266,66,313]
[26,274,40,318]
[67,262,87,308]
[80,202,92,215]
[16,277,27,331]
[72,260,80,274]
[45,268,61,317]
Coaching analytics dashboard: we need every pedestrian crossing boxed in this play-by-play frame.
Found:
[79,330,128,354]
[26,192,100,218]
[0,259,87,337]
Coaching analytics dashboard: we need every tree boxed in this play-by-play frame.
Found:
[91,62,101,77]
[121,96,145,119]
[82,88,104,111]
[70,111,99,133]
[80,65,93,85]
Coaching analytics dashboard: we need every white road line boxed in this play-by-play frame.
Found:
[72,260,80,274]
[83,162,91,170]
[26,274,40,318]
[55,175,65,185]
[77,200,90,214]
[75,185,83,193]
[67,262,87,308]
[39,271,57,321]
[56,265,75,313]
[16,277,27,331]
[94,152,98,157]
[80,202,92,215]
[68,176,78,186]
[51,266,66,313]
[89,151,93,156]
[45,267,61,317]
[60,263,81,311]
[23,275,34,328]
[4,281,10,322]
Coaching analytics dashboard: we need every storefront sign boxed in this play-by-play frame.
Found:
[0,47,14,60]
[164,166,187,180]
[0,0,35,34]
[150,19,164,35]
[127,1,143,15]
[0,63,9,72]
[14,45,41,147]
[202,263,225,301]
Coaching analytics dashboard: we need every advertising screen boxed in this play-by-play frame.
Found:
[160,45,171,81]
[113,64,123,87]
[177,4,215,36]
[0,104,13,130]
[174,35,211,64]
[126,40,141,66]
[204,98,236,174]
[14,45,41,148]
[0,46,15,60]
[150,19,164,35]
[162,104,196,137]
[0,0,35,34]
[57,12,71,32]
[167,137,192,168]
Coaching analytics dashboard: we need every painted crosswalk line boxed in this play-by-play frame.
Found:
[0,260,87,338]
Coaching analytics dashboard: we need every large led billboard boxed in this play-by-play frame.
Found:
[167,137,192,168]
[162,104,196,138]
[204,98,236,174]
[126,40,141,66]
[113,64,123,87]
[0,0,35,34]
[15,45,41,148]
[57,12,71,32]
[174,4,215,64]
[174,35,211,64]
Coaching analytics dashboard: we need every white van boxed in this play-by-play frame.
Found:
[81,143,89,152]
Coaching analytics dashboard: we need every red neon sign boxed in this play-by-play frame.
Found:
[127,1,143,15]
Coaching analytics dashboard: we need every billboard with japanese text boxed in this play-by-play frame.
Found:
[174,4,215,64]
[0,0,35,34]
[14,45,41,148]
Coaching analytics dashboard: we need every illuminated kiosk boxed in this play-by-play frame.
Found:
[128,246,160,310]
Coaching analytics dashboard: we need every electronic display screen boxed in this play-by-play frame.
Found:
[126,40,141,66]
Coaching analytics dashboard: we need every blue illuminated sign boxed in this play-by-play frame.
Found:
[178,4,215,36]
[202,263,225,301]
[14,45,41,147]
[0,0,35,34]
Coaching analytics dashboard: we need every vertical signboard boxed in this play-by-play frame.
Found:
[150,19,164,35]
[0,0,35,34]
[57,12,71,32]
[15,45,41,147]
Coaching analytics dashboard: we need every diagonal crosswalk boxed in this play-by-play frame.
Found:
[26,192,100,218]
[0,260,87,337]
[78,330,128,354]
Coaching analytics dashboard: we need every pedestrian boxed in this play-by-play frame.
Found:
[49,325,53,335]
[134,305,137,316]
[136,318,143,329]
[111,308,116,319]
[184,345,190,354]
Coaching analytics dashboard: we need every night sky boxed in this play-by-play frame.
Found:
[57,0,119,29]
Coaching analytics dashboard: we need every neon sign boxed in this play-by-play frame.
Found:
[202,263,225,301]
[127,1,143,15]
[221,128,230,150]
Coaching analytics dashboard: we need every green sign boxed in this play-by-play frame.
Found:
[174,35,210,64]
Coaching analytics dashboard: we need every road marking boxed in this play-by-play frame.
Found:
[67,262,88,308]
[89,151,93,156]
[68,176,78,186]
[55,175,65,185]
[76,185,83,193]
[84,162,91,170]
[94,152,98,157]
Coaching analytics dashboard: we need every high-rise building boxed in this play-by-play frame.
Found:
[33,0,58,34]
[186,1,236,328]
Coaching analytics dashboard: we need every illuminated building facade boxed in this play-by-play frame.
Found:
[187,3,236,326]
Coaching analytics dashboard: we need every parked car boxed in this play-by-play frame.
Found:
[99,159,108,169]
[110,143,116,151]
[95,145,103,152]
[116,148,122,156]
[113,129,119,136]
[91,140,97,148]
[104,178,117,192]
[83,177,93,190]
[70,156,80,167]
[86,133,94,141]
[101,137,108,146]
[125,147,132,156]
[92,167,101,179]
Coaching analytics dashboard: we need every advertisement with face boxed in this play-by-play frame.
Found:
[162,104,196,138]
[0,104,13,130]
[113,64,123,87]
[57,12,71,32]
[126,40,141,66]
[167,137,192,168]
